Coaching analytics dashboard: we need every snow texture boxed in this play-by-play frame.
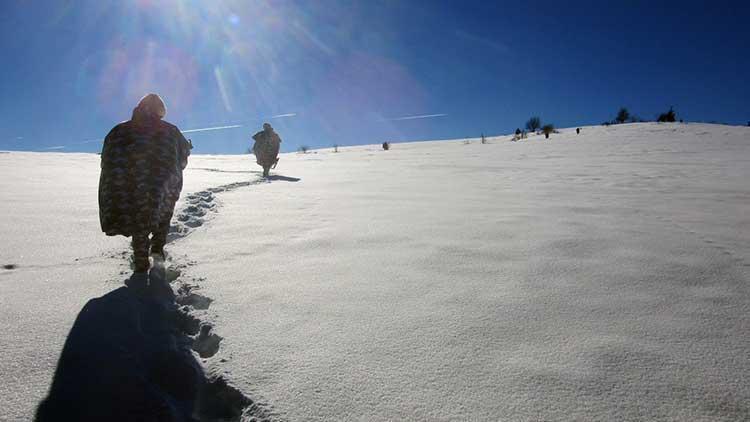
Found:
[1,122,749,421]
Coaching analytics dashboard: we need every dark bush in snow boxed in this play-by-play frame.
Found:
[657,107,677,122]
[542,124,554,138]
[616,107,629,124]
[526,116,541,132]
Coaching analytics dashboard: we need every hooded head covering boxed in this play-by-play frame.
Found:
[263,122,272,131]
[132,93,167,122]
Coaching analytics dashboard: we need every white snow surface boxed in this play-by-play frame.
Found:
[1,122,749,421]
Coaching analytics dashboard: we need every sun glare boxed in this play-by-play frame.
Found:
[50,0,434,148]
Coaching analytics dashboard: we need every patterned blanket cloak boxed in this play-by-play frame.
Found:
[252,129,281,167]
[98,118,191,237]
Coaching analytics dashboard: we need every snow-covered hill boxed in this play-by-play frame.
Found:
[1,122,749,421]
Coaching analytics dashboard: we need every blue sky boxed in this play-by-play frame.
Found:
[0,0,748,154]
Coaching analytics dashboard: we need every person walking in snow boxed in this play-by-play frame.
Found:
[252,123,282,177]
[98,94,192,273]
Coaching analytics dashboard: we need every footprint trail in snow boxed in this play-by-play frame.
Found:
[146,177,282,421]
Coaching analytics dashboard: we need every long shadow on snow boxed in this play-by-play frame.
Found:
[247,171,301,183]
[34,269,254,422]
[265,175,300,182]
[192,168,256,174]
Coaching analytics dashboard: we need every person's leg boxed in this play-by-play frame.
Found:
[150,218,170,260]
[132,233,150,272]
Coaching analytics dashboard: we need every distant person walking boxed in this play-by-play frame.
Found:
[252,123,282,177]
[98,94,192,273]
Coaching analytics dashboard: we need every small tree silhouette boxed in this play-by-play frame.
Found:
[616,107,629,124]
[657,107,677,122]
[298,145,309,153]
[526,116,541,133]
[481,133,487,144]
[542,124,554,139]
[333,144,339,153]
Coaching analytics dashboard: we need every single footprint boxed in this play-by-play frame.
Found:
[193,324,223,358]
[169,224,186,234]
[177,292,213,310]
[165,266,182,282]
[185,219,203,228]
[185,205,205,214]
